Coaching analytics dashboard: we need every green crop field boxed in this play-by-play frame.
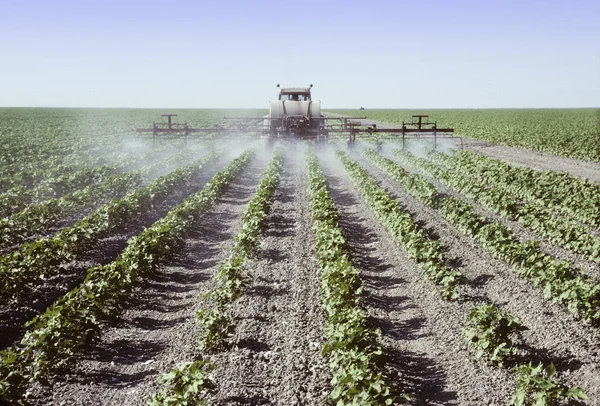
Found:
[1,107,600,405]
[326,108,600,161]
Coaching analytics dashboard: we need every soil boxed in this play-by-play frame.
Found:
[24,152,271,405]
[3,134,600,405]
[344,149,600,404]
[0,156,229,351]
[206,153,330,406]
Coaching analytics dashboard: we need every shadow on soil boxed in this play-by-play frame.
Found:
[236,337,271,352]
[508,343,584,373]
[263,213,295,238]
[258,247,289,263]
[65,366,157,386]
[384,345,457,405]
[85,337,166,367]
[247,283,290,299]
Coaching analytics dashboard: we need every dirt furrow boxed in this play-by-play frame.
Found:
[34,152,270,406]
[208,153,330,406]
[356,152,600,401]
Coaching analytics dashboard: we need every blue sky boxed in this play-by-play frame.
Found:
[1,0,599,108]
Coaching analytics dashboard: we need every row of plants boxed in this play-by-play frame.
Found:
[366,149,600,323]
[0,150,255,403]
[306,149,395,405]
[463,304,587,405]
[0,108,250,184]
[395,150,600,264]
[363,149,588,405]
[0,172,143,250]
[0,143,168,216]
[0,134,196,205]
[0,143,128,194]
[336,149,462,299]
[327,108,600,161]
[0,164,122,219]
[148,149,284,405]
[431,149,600,229]
[0,148,204,250]
[0,151,222,303]
[196,148,284,351]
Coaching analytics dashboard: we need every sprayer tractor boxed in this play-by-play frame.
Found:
[135,85,460,149]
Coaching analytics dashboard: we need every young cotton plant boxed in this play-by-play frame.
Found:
[512,362,587,406]
[147,360,215,406]
[463,304,528,367]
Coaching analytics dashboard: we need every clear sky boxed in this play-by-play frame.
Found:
[1,0,599,108]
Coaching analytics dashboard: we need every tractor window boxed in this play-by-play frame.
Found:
[281,94,309,101]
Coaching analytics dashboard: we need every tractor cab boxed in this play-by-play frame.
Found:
[277,84,312,102]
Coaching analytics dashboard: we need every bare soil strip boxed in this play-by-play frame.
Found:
[30,153,270,406]
[207,154,330,406]
[450,138,600,185]
[355,153,600,401]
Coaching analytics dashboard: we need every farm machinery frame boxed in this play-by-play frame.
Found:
[136,85,461,149]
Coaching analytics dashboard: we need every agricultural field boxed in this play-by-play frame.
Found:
[328,109,600,162]
[1,107,600,406]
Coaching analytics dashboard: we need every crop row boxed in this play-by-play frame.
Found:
[431,149,600,229]
[0,150,254,402]
[149,149,284,405]
[0,143,127,191]
[395,150,600,264]
[0,164,122,219]
[0,138,153,196]
[365,149,600,324]
[0,151,221,303]
[307,149,395,405]
[336,150,462,299]
[0,148,203,250]
[363,149,589,404]
[0,141,200,217]
[196,148,284,351]
[328,108,600,161]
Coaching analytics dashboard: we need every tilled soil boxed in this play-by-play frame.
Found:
[319,154,515,405]
[6,139,600,405]
[206,154,330,406]
[348,150,600,403]
[27,152,270,405]
[0,156,229,351]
